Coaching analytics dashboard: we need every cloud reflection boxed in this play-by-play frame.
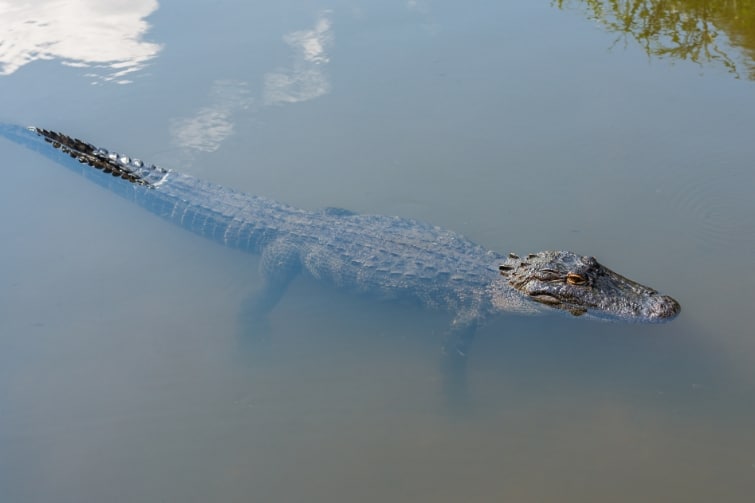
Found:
[0,0,161,84]
[264,14,333,105]
[171,80,253,154]
[172,14,334,159]
[407,0,431,15]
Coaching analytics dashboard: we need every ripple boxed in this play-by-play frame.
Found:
[669,171,755,254]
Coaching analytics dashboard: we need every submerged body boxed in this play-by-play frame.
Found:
[0,125,680,349]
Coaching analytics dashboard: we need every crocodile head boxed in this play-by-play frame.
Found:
[498,251,680,322]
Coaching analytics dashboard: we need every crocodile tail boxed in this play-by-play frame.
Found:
[0,123,193,239]
[0,124,170,191]
[0,123,278,254]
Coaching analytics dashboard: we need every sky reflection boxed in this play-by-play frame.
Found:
[171,80,254,154]
[263,13,333,105]
[172,13,334,156]
[0,0,160,84]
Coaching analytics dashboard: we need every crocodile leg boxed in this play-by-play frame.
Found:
[440,316,478,411]
[240,239,302,331]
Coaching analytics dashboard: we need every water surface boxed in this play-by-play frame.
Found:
[1,1,754,502]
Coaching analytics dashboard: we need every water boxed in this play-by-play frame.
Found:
[1,1,754,501]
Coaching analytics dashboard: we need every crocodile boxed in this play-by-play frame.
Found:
[0,124,680,365]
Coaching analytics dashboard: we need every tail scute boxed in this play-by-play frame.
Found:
[29,127,169,187]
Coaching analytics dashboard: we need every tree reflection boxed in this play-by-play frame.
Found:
[554,0,755,79]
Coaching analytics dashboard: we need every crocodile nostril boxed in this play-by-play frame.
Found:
[646,294,681,320]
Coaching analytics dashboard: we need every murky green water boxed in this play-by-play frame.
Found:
[1,1,754,502]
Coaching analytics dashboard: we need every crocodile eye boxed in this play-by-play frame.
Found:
[566,272,587,286]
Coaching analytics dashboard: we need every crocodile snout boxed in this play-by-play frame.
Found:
[643,294,681,321]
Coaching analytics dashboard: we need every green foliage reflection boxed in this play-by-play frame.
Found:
[555,0,755,79]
